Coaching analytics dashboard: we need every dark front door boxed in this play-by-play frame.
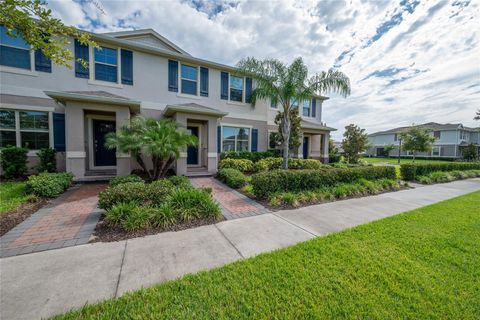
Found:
[187,126,199,165]
[376,147,385,157]
[93,119,116,167]
[303,137,309,159]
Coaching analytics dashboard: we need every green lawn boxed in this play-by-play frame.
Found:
[362,157,453,165]
[54,191,480,320]
[0,182,33,214]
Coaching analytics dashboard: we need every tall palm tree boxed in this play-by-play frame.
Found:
[106,116,197,180]
[236,57,351,169]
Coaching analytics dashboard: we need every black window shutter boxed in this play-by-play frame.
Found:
[311,98,317,118]
[53,113,66,151]
[200,67,209,97]
[74,39,89,78]
[245,77,253,103]
[217,126,222,153]
[34,49,51,73]
[121,49,133,85]
[220,72,228,100]
[251,128,258,152]
[168,60,178,92]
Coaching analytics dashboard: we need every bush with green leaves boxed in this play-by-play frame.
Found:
[217,168,248,189]
[36,148,57,173]
[109,175,144,187]
[99,182,151,210]
[417,170,480,184]
[254,157,326,172]
[219,158,254,172]
[0,146,28,178]
[401,162,480,181]
[25,172,74,198]
[167,175,192,189]
[168,189,221,221]
[268,179,401,207]
[251,166,397,199]
[220,150,281,162]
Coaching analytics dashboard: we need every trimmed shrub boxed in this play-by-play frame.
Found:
[109,175,144,187]
[147,179,176,206]
[99,182,150,210]
[254,157,326,172]
[25,172,74,197]
[219,158,254,172]
[167,176,192,189]
[0,146,28,178]
[401,162,480,181]
[217,168,248,189]
[220,150,281,162]
[168,188,221,221]
[37,148,57,173]
[417,169,480,184]
[251,166,397,199]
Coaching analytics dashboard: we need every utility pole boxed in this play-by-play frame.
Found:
[397,138,402,164]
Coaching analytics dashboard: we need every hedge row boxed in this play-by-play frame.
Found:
[251,166,397,199]
[401,162,480,181]
[220,150,281,163]
[255,157,327,171]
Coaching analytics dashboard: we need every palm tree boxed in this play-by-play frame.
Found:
[236,57,351,169]
[106,116,197,180]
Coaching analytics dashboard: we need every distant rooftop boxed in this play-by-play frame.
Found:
[369,122,479,136]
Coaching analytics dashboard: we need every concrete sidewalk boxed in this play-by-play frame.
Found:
[1,179,479,320]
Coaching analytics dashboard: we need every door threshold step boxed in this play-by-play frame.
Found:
[186,171,214,177]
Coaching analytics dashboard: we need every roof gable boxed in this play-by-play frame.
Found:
[103,29,190,56]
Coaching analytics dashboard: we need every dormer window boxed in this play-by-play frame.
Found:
[94,46,118,83]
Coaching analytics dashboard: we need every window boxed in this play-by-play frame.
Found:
[181,64,198,95]
[433,131,441,139]
[0,110,17,147]
[222,126,250,152]
[302,100,311,117]
[394,133,398,141]
[230,75,244,102]
[432,146,440,156]
[460,131,467,140]
[0,25,31,70]
[268,131,280,149]
[94,46,118,83]
[0,109,50,150]
[270,99,278,109]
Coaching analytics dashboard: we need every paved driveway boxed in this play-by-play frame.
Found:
[1,178,479,320]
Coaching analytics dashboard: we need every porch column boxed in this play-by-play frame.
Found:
[174,113,188,176]
[65,104,86,178]
[115,108,131,176]
[207,118,218,174]
[310,134,322,159]
[321,132,330,163]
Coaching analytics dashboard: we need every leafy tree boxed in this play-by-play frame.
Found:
[0,0,96,67]
[383,144,395,158]
[475,109,480,120]
[462,144,478,161]
[342,124,369,164]
[106,117,197,180]
[236,57,350,169]
[399,126,436,163]
[274,107,302,153]
[328,139,341,163]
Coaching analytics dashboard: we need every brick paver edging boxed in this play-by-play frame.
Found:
[190,177,270,220]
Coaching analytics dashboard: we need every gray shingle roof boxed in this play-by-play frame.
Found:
[369,122,468,136]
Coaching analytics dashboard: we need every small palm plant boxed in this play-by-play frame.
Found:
[236,57,351,169]
[106,116,197,180]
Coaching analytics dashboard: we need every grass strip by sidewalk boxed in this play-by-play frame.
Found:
[53,191,480,319]
[0,182,34,214]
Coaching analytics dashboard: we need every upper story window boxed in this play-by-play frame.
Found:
[0,109,50,150]
[460,130,467,140]
[290,98,299,108]
[181,64,198,95]
[270,99,278,109]
[394,133,398,141]
[229,75,244,102]
[0,26,31,70]
[302,100,311,117]
[94,46,118,83]
[433,131,441,139]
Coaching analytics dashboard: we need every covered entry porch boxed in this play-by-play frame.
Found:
[163,103,228,176]
[45,91,140,180]
[298,120,335,162]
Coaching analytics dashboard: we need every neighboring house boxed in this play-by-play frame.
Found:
[0,28,334,180]
[366,122,480,159]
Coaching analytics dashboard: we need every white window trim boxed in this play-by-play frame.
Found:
[227,74,248,105]
[0,108,53,152]
[220,123,252,152]
[302,99,315,118]
[178,63,200,97]
[88,45,123,88]
[0,39,37,76]
[431,146,441,156]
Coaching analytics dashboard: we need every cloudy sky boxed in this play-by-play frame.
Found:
[49,0,479,139]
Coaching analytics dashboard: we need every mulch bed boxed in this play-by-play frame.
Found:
[0,198,47,237]
[91,216,224,243]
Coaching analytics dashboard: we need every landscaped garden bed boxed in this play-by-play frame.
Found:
[92,175,222,242]
[401,162,480,183]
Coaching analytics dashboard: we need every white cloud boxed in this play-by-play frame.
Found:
[48,0,480,139]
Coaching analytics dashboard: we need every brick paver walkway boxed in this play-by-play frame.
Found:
[0,184,106,258]
[190,177,270,220]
